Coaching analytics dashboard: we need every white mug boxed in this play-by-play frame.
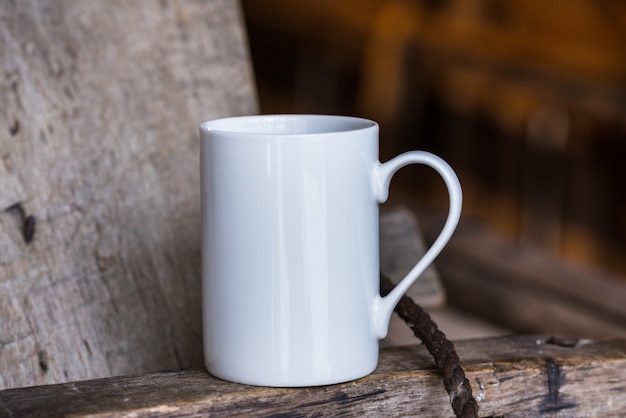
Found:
[200,115,462,387]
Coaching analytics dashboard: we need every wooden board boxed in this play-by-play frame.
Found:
[1,335,624,417]
[380,207,445,308]
[420,215,626,338]
[0,0,257,390]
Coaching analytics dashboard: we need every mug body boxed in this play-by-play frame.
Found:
[201,115,381,386]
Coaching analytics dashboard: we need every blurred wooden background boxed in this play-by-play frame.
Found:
[242,0,626,277]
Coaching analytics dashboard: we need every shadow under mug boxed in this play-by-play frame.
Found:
[200,114,462,387]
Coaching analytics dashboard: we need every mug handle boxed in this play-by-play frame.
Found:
[371,151,462,338]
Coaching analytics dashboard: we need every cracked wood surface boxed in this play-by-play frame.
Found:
[1,335,624,417]
[0,0,257,389]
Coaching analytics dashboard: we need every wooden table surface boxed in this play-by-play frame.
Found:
[1,334,624,417]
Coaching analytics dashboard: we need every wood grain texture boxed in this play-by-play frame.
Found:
[1,335,624,417]
[0,0,257,389]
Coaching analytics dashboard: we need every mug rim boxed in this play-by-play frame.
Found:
[200,114,378,137]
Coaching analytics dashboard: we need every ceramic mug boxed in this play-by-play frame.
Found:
[200,115,462,387]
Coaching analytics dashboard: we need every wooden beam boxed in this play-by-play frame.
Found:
[0,0,257,390]
[421,216,626,338]
[1,335,624,417]
[380,208,445,308]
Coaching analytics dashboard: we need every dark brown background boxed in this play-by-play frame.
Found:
[242,0,626,277]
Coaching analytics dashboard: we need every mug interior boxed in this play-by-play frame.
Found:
[201,115,376,135]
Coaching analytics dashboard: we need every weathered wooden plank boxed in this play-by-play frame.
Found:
[0,335,624,417]
[380,207,445,308]
[421,215,626,338]
[0,0,257,389]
